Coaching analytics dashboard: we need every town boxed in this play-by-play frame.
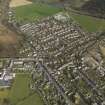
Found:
[0,0,105,105]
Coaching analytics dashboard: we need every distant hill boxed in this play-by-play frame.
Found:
[79,0,105,18]
[28,0,105,19]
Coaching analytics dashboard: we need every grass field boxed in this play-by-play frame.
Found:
[14,3,62,23]
[0,74,43,105]
[0,89,10,105]
[9,74,43,105]
[13,2,105,32]
[69,12,105,32]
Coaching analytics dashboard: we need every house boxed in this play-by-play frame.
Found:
[0,69,15,88]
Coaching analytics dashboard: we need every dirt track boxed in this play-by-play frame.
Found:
[10,0,32,7]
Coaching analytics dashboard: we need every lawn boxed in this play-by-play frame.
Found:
[69,12,105,32]
[14,3,62,23]
[0,89,10,105]
[9,74,43,105]
[17,93,43,105]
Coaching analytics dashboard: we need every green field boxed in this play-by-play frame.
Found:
[69,12,105,32]
[0,74,43,105]
[0,88,10,105]
[13,2,105,32]
[9,74,43,105]
[14,3,62,23]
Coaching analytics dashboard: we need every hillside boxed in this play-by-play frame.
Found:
[0,25,23,57]
[80,0,105,18]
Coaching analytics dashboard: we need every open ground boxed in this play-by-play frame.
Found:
[10,0,32,7]
[0,25,23,57]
